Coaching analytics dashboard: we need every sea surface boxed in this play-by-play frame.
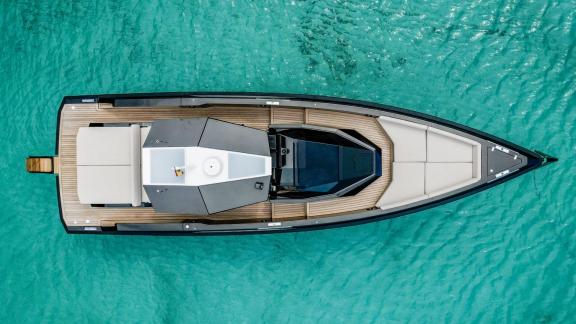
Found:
[0,0,574,323]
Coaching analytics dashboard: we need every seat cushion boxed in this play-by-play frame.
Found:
[378,117,427,162]
[76,126,144,205]
[76,127,132,165]
[77,166,132,204]
[425,163,473,195]
[377,162,426,208]
[427,128,473,162]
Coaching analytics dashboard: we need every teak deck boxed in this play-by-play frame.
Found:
[58,103,392,228]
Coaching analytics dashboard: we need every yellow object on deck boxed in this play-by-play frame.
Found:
[26,156,57,174]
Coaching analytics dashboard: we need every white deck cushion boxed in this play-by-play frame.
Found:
[427,128,473,162]
[77,166,132,204]
[377,163,426,208]
[377,118,482,209]
[77,126,144,206]
[77,127,132,165]
[378,117,427,162]
[425,163,473,195]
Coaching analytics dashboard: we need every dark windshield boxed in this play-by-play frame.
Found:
[271,128,380,199]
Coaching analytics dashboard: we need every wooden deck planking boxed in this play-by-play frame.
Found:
[270,107,305,125]
[272,203,307,220]
[58,104,391,227]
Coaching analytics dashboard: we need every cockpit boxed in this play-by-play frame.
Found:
[269,125,381,201]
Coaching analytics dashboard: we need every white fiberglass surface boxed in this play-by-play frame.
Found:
[148,148,186,184]
[228,152,266,179]
[142,147,271,186]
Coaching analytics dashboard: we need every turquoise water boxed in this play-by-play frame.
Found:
[1,0,575,322]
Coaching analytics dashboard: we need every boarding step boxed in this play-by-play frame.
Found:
[26,156,59,174]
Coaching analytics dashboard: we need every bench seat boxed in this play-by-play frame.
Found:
[377,116,481,209]
[76,125,150,206]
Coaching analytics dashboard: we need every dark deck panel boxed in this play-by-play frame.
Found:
[144,185,208,215]
[143,118,207,148]
[201,176,271,214]
[199,118,270,156]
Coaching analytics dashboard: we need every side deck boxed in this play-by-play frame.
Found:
[58,103,392,228]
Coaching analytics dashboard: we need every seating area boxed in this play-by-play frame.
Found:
[377,116,481,209]
[76,125,150,206]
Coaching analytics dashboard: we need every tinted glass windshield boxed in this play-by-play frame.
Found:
[271,127,380,199]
